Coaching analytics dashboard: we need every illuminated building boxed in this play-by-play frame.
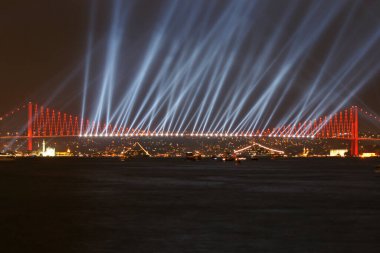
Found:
[39,140,56,157]
[329,149,348,157]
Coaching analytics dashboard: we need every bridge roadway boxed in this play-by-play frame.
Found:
[1,135,379,141]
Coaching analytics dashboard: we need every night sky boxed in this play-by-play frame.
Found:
[1,0,379,128]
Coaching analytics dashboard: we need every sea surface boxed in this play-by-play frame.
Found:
[1,157,380,253]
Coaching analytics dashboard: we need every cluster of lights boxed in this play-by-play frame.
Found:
[79,132,317,138]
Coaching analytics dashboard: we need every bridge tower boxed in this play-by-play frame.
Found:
[350,106,359,156]
[27,102,33,151]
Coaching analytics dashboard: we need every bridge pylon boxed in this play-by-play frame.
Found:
[27,102,33,151]
[350,106,359,157]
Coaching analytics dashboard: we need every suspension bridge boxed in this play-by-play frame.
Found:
[0,102,379,156]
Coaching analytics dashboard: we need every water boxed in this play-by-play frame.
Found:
[1,158,380,252]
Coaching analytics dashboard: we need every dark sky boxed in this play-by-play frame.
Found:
[0,1,88,108]
[0,0,379,126]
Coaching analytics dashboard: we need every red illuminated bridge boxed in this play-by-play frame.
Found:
[0,102,379,156]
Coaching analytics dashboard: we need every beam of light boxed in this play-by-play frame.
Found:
[80,1,97,135]
[275,2,364,131]
[109,0,179,135]
[77,0,379,138]
[92,0,126,135]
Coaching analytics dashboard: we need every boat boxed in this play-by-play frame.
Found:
[221,152,238,162]
[120,155,130,162]
[185,151,202,160]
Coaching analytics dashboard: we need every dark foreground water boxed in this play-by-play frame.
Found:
[1,158,380,253]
